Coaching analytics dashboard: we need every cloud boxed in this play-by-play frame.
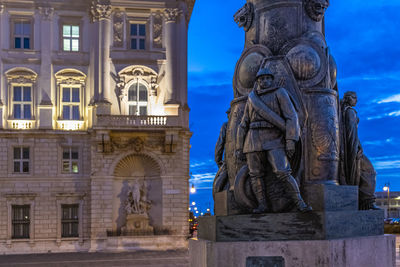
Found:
[190,159,214,168]
[190,172,216,185]
[374,160,400,170]
[378,94,400,104]
[367,111,400,120]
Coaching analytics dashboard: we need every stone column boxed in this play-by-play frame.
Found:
[90,0,112,114]
[38,7,54,129]
[0,5,5,128]
[163,8,182,105]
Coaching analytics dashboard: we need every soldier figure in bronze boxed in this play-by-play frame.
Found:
[213,109,230,199]
[340,91,379,210]
[236,68,311,213]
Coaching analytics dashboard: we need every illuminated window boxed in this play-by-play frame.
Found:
[13,147,29,173]
[130,24,146,50]
[12,205,30,239]
[128,82,148,115]
[63,25,80,51]
[13,19,32,49]
[13,86,32,119]
[62,87,80,120]
[62,147,79,173]
[61,204,79,237]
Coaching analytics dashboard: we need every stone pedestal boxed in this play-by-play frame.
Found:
[189,235,395,267]
[121,214,154,236]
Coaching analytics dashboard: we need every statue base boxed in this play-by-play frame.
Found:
[198,210,383,242]
[189,235,395,267]
[121,214,154,236]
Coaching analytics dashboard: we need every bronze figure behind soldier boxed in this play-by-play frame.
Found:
[340,91,379,210]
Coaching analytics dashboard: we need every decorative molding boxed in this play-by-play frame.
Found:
[4,193,37,200]
[38,7,54,21]
[90,0,112,22]
[163,8,182,23]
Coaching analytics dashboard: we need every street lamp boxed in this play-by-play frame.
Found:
[190,184,196,194]
[383,183,390,218]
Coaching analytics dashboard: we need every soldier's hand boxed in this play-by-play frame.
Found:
[286,140,296,158]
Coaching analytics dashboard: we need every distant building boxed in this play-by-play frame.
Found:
[0,0,195,254]
[375,191,400,218]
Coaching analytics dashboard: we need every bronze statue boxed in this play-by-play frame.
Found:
[340,91,379,210]
[236,68,311,213]
[213,109,230,199]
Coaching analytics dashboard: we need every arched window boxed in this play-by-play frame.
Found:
[128,82,148,116]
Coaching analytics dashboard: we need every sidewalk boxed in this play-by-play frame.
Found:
[0,250,189,267]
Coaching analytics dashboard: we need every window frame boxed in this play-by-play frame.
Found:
[127,19,149,51]
[61,147,80,174]
[56,193,84,244]
[60,86,81,120]
[13,146,30,174]
[11,205,30,239]
[127,80,149,116]
[11,84,33,120]
[58,17,83,53]
[10,16,34,50]
[62,24,81,52]
[58,84,83,121]
[61,204,79,238]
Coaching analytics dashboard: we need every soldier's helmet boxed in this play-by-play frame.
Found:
[256,68,274,80]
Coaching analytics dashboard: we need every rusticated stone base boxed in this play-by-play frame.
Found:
[189,235,395,267]
[198,210,383,242]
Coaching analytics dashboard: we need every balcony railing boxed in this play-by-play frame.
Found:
[8,120,36,130]
[96,115,181,128]
[57,120,85,131]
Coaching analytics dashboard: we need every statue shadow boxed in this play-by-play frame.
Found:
[116,180,130,235]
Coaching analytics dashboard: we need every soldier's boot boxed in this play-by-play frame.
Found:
[250,176,268,214]
[360,199,380,210]
[278,173,312,212]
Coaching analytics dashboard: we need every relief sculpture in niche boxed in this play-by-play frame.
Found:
[122,181,154,235]
[113,11,124,47]
[153,12,163,49]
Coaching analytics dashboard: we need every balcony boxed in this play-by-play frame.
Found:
[96,115,181,129]
[57,120,85,131]
[8,120,36,130]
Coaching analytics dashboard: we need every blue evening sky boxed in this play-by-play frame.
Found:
[187,0,400,214]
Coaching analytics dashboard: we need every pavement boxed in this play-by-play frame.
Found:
[0,250,189,267]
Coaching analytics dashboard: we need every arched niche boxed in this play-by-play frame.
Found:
[112,153,163,233]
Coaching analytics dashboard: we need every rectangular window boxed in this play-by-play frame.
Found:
[13,19,31,49]
[62,147,79,173]
[61,87,80,120]
[13,86,32,119]
[61,204,79,238]
[13,147,29,173]
[130,24,145,50]
[12,205,30,239]
[63,25,80,52]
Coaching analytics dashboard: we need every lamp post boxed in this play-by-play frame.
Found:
[383,183,390,218]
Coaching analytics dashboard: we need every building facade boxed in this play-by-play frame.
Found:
[376,191,400,218]
[0,0,194,254]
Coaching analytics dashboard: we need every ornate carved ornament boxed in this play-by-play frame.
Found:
[0,5,4,14]
[234,3,254,32]
[6,69,37,83]
[163,8,183,23]
[118,66,158,99]
[152,12,163,49]
[38,7,54,21]
[90,0,112,22]
[113,11,124,47]
[55,70,86,86]
[111,136,164,152]
[304,0,329,22]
